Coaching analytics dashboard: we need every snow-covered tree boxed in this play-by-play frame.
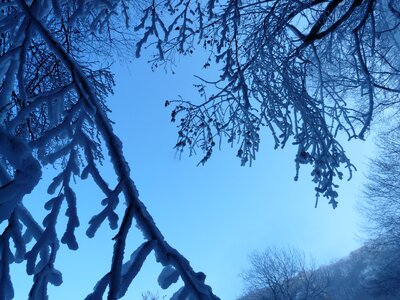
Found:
[0,1,218,299]
[1,0,399,299]
[136,0,400,208]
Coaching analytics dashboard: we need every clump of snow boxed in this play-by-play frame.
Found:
[158,266,180,289]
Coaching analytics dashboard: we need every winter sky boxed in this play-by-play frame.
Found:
[13,51,375,299]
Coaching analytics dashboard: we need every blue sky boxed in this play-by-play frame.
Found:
[12,52,375,299]
[105,57,375,299]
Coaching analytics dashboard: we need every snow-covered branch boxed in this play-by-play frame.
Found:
[0,0,220,299]
[136,0,400,207]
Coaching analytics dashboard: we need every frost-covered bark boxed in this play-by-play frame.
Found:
[135,0,400,208]
[0,1,219,299]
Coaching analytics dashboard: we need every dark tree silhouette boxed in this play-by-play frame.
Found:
[240,247,330,300]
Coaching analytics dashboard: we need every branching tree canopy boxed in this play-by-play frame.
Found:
[359,122,400,297]
[362,123,400,247]
[240,247,330,300]
[0,1,217,299]
[360,120,400,299]
[135,0,400,207]
[0,0,399,299]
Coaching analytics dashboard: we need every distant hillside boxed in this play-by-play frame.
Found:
[239,242,400,300]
